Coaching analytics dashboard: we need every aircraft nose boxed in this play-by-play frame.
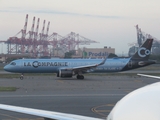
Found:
[4,65,10,72]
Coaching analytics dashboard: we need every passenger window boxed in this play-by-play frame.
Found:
[10,62,16,65]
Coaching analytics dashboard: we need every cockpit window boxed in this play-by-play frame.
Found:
[10,62,16,65]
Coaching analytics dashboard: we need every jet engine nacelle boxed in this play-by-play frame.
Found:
[57,69,73,78]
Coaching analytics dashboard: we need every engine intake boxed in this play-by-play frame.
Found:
[57,69,73,78]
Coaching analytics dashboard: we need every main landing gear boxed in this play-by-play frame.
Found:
[20,73,24,80]
[76,75,84,80]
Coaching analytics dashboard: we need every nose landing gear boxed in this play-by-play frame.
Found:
[20,74,24,80]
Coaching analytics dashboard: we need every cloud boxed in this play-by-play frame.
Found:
[0,7,124,19]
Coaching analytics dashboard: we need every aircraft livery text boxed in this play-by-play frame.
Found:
[24,61,68,68]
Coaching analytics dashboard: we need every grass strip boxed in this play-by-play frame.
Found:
[0,73,55,78]
[0,87,17,92]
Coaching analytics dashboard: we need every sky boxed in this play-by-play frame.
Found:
[0,0,160,55]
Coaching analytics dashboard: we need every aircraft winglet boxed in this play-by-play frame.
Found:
[98,53,109,66]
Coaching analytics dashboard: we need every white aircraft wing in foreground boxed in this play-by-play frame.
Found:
[137,73,160,79]
[0,104,103,120]
[1,81,160,120]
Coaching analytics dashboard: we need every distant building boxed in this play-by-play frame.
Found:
[80,46,115,58]
[0,55,6,63]
[0,54,31,63]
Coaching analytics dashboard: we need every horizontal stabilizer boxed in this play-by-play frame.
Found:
[137,74,160,79]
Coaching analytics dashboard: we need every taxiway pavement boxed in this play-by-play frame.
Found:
[0,74,159,120]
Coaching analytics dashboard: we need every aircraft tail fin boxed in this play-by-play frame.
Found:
[131,39,153,60]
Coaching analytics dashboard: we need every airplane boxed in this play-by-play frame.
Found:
[4,39,155,80]
[0,78,160,120]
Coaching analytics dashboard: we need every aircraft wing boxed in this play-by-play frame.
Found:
[0,104,103,120]
[137,74,160,79]
[61,55,108,72]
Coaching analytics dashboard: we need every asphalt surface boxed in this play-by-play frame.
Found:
[0,73,159,120]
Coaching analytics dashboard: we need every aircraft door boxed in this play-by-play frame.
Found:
[19,60,23,68]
